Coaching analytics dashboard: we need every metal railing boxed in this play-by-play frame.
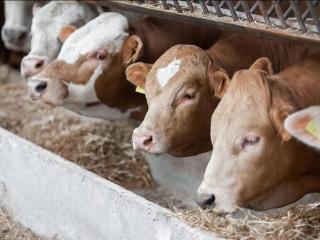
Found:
[143,0,320,34]
[95,0,320,47]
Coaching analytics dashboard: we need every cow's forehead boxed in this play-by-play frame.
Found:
[212,71,270,131]
[148,48,208,89]
[58,13,129,64]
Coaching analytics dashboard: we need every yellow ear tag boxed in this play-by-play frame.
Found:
[305,119,320,139]
[135,86,145,94]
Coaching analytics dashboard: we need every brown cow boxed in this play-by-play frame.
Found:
[127,34,310,157]
[196,55,320,212]
[28,12,220,120]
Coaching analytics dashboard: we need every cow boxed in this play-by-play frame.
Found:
[27,12,220,120]
[285,106,320,150]
[20,1,100,78]
[1,1,37,52]
[196,55,320,213]
[126,35,310,157]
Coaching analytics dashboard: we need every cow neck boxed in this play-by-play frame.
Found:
[98,68,147,121]
[267,60,320,171]
[129,17,221,63]
[269,55,320,109]
[207,33,309,76]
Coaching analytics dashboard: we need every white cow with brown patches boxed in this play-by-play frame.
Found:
[196,55,320,213]
[21,1,100,78]
[28,12,220,120]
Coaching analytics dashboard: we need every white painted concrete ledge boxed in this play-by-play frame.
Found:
[0,128,218,240]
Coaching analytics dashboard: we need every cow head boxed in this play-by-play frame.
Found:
[285,106,320,150]
[126,45,230,157]
[28,13,144,119]
[21,1,99,78]
[1,0,35,52]
[197,58,320,212]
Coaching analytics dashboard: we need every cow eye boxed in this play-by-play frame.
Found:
[96,52,106,60]
[241,135,260,150]
[183,91,196,100]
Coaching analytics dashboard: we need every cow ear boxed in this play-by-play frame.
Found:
[284,107,320,149]
[126,62,152,89]
[208,69,230,99]
[249,57,273,75]
[59,25,77,43]
[122,35,143,66]
[270,100,296,141]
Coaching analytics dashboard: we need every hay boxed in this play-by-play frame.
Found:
[0,208,44,240]
[175,202,320,239]
[0,66,154,190]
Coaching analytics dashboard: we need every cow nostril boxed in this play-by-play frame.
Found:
[35,81,47,93]
[196,194,215,209]
[17,31,27,42]
[142,135,153,147]
[35,60,44,69]
[204,194,215,207]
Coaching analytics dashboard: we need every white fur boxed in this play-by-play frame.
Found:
[156,58,181,88]
[63,103,141,120]
[58,12,129,64]
[27,1,99,63]
[64,65,103,105]
[63,64,140,120]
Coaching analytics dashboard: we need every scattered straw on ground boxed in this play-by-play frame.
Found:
[0,65,154,190]
[175,202,320,239]
[0,208,44,240]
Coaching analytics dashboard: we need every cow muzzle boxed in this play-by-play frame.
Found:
[1,26,28,52]
[132,126,170,154]
[28,76,68,106]
[28,78,47,99]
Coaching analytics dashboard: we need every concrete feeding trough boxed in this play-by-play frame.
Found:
[0,127,217,240]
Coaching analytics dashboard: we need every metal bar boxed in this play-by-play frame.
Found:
[212,0,223,17]
[219,0,226,8]
[283,5,293,19]
[199,0,209,14]
[272,0,288,28]
[306,0,320,32]
[257,0,272,26]
[302,0,320,20]
[290,0,307,32]
[226,0,238,20]
[250,1,259,13]
[241,0,254,22]
[97,1,320,48]
[172,0,182,13]
[160,0,169,10]
[185,0,194,12]
[267,3,275,16]
[234,1,242,11]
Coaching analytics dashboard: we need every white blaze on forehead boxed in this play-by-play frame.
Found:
[58,12,129,64]
[156,58,181,88]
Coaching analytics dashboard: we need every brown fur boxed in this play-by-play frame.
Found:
[198,53,320,212]
[128,33,311,157]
